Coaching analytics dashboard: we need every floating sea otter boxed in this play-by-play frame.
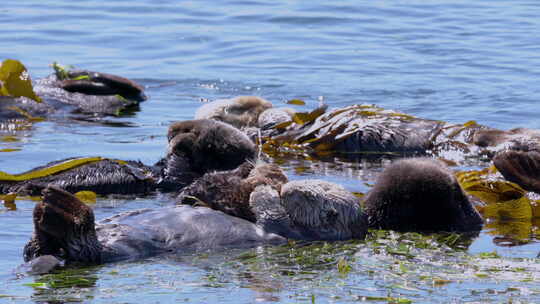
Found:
[23,186,285,273]
[196,96,540,163]
[22,157,481,273]
[0,119,255,195]
[0,63,146,126]
[179,157,482,235]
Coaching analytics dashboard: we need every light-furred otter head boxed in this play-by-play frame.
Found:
[364,158,483,233]
[24,186,102,264]
[194,96,273,128]
[157,119,256,190]
[269,180,367,240]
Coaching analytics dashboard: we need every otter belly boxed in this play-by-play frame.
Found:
[97,205,286,262]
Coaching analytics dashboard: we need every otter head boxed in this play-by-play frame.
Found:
[493,150,540,194]
[364,158,483,233]
[159,119,256,189]
[279,180,367,240]
[195,96,272,128]
[24,186,102,264]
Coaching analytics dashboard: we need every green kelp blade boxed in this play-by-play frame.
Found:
[51,61,73,80]
[0,157,104,182]
[291,106,327,125]
[457,169,533,220]
[6,106,45,122]
[0,59,42,102]
[74,191,97,204]
[286,99,306,106]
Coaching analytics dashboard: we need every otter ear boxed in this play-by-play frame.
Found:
[167,121,196,142]
[494,150,540,193]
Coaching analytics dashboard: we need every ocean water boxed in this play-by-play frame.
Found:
[0,0,539,303]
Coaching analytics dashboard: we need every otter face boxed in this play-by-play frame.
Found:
[194,96,272,128]
[24,186,101,263]
[160,119,256,190]
[245,162,289,191]
[280,180,367,240]
[167,119,256,173]
[364,158,483,233]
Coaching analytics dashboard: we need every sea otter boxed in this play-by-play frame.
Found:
[178,161,368,241]
[0,119,255,196]
[178,158,481,236]
[195,96,540,163]
[21,156,482,273]
[23,186,285,268]
[493,150,540,194]
[0,66,146,126]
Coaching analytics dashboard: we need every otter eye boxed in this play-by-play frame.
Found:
[327,208,338,219]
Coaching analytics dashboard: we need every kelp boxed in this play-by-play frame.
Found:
[5,106,45,122]
[0,157,105,182]
[286,99,305,106]
[0,59,41,102]
[456,167,539,220]
[51,62,75,81]
[74,191,97,204]
[263,104,425,155]
[291,105,327,125]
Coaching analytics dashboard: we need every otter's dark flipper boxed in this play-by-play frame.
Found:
[24,186,102,264]
[494,150,540,194]
[61,70,146,102]
[364,158,483,233]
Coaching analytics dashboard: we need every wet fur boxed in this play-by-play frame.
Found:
[364,158,483,232]
[24,187,102,263]
[494,150,540,194]
[178,161,288,222]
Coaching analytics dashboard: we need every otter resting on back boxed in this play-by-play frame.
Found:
[195,96,540,163]
[178,158,482,238]
[0,119,256,196]
[23,186,285,267]
[178,161,368,241]
[1,66,147,125]
[23,156,483,272]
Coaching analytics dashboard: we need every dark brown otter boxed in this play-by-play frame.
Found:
[493,150,540,194]
[24,187,101,263]
[364,158,483,233]
[1,119,256,196]
[0,67,147,127]
[177,161,288,222]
